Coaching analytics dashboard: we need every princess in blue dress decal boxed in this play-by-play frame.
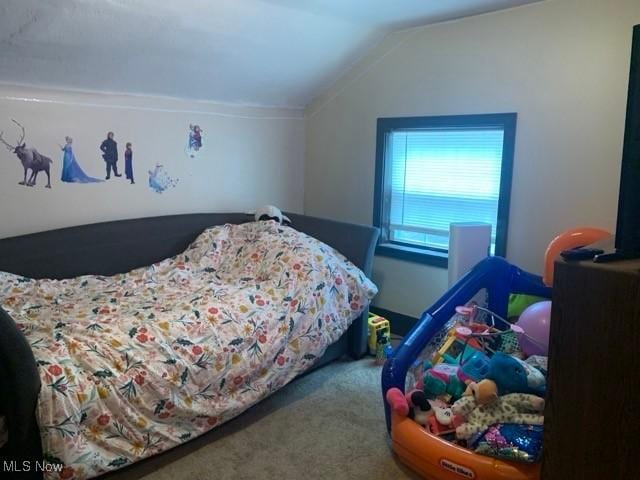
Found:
[60,136,103,183]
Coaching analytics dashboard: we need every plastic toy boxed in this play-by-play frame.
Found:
[385,388,409,417]
[452,392,545,440]
[375,328,391,365]
[515,301,551,356]
[368,313,390,354]
[390,413,541,480]
[492,326,522,355]
[383,343,393,360]
[382,256,552,480]
[543,227,610,286]
[432,324,486,364]
[507,294,546,319]
[458,350,491,383]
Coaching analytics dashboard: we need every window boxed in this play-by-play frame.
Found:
[373,113,516,267]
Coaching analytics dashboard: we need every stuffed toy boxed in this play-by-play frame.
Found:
[423,363,466,401]
[426,399,464,435]
[487,352,546,396]
[452,388,545,440]
[251,205,291,225]
[431,401,454,425]
[386,388,467,433]
[385,388,433,426]
[408,390,434,426]
[464,379,498,406]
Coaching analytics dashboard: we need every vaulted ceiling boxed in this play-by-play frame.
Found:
[0,0,541,108]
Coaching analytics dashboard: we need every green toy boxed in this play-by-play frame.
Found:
[507,294,546,320]
[423,362,466,401]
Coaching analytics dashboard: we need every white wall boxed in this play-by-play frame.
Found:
[304,0,640,317]
[0,84,305,238]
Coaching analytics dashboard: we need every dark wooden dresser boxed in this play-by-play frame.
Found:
[541,258,640,479]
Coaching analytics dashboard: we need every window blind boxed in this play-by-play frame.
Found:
[387,128,504,252]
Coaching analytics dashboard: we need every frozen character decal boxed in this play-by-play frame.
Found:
[186,124,203,158]
[148,163,178,193]
[60,136,103,183]
[0,119,53,188]
[100,131,121,179]
[124,142,134,184]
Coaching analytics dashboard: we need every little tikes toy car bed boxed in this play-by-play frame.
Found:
[381,256,552,480]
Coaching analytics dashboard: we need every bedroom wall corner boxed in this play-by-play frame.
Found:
[0,84,306,239]
[303,0,640,318]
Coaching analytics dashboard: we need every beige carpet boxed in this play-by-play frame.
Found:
[103,358,420,480]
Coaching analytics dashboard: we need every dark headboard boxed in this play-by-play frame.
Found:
[0,213,378,281]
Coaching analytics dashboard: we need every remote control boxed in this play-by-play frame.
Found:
[560,247,604,261]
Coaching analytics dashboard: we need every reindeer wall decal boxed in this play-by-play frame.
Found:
[0,119,53,188]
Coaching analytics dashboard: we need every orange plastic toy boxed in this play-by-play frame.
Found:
[391,413,540,480]
[542,227,610,286]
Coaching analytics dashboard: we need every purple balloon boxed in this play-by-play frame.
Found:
[515,301,551,356]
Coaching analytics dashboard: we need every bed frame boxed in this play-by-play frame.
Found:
[0,212,379,476]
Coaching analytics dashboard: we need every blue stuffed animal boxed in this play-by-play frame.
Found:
[487,352,546,397]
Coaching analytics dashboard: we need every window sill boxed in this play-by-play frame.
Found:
[375,242,448,268]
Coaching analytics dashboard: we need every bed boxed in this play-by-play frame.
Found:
[0,212,379,479]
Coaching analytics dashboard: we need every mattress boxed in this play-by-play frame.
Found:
[0,221,377,479]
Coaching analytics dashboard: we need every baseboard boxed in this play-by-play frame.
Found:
[369,306,418,337]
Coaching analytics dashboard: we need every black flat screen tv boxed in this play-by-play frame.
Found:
[598,24,640,261]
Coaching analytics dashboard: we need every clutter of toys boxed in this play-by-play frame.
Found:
[381,229,612,479]
[387,298,550,464]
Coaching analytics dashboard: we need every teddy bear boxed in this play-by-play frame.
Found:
[452,379,545,440]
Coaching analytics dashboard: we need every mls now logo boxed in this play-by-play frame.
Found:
[3,460,64,474]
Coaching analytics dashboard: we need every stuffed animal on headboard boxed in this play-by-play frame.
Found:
[252,205,291,225]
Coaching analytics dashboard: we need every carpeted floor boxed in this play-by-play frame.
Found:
[103,358,420,480]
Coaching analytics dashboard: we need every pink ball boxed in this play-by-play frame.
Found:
[516,301,551,356]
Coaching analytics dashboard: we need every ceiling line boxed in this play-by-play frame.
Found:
[1,95,306,121]
[306,0,546,117]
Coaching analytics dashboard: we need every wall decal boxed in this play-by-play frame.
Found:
[0,119,53,188]
[124,142,134,185]
[186,124,204,158]
[60,136,103,183]
[100,131,122,180]
[148,163,178,193]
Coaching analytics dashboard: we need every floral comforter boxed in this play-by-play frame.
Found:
[0,221,377,479]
